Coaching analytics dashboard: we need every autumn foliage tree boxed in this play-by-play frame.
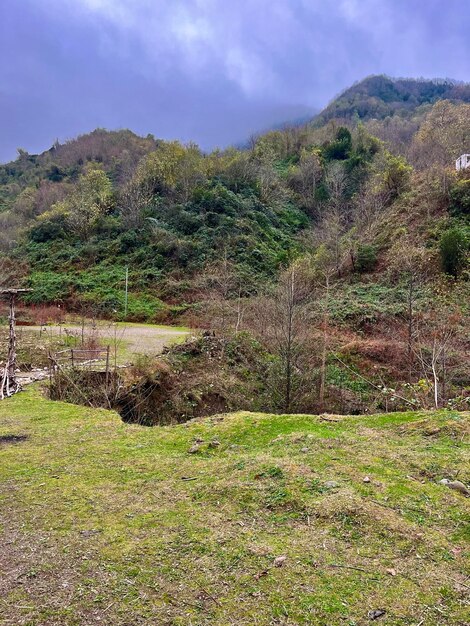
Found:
[40,166,114,239]
[412,101,470,169]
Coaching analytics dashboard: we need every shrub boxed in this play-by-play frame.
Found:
[26,271,72,303]
[356,244,377,272]
[439,226,468,276]
[323,127,352,161]
[449,176,470,217]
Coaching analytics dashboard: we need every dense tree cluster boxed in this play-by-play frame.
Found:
[0,78,468,317]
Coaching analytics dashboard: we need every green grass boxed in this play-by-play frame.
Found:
[0,388,469,625]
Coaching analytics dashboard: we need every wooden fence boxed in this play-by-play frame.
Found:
[49,346,111,374]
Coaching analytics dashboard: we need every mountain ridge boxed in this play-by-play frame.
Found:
[313,74,470,126]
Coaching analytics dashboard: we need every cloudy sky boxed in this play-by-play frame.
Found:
[1,0,469,162]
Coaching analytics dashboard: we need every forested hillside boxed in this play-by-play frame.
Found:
[0,75,469,414]
[316,74,470,124]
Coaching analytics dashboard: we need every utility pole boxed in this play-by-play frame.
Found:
[124,266,129,319]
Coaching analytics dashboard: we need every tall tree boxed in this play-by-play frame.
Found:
[387,240,432,382]
[256,263,312,412]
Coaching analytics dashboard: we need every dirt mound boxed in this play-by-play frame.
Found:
[398,415,470,439]
[116,332,271,425]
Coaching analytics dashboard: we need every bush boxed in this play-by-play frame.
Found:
[439,226,468,276]
[356,244,377,272]
[323,127,352,161]
[26,271,72,303]
[29,215,66,242]
[449,177,470,217]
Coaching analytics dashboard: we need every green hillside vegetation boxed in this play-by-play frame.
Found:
[0,389,468,625]
[316,75,470,125]
[0,75,469,413]
[0,129,158,213]
[0,78,469,317]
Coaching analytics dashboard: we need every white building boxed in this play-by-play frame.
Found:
[456,154,470,171]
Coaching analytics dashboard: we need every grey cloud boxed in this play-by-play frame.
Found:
[0,0,469,162]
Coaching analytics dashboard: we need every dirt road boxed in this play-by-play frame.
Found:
[21,322,191,360]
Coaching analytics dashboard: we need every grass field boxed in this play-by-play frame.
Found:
[0,387,469,625]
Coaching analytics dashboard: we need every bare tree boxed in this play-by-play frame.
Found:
[308,246,338,412]
[319,163,350,276]
[0,258,29,289]
[119,179,152,229]
[387,240,433,382]
[194,250,248,333]
[301,204,353,411]
[255,263,313,412]
[287,149,323,214]
[414,307,465,408]
[0,289,31,399]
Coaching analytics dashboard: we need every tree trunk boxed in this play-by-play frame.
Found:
[407,274,414,384]
[441,346,447,405]
[431,341,439,409]
[319,276,329,412]
[1,294,20,399]
[284,269,295,413]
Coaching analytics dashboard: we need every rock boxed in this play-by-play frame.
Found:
[300,447,309,453]
[80,529,101,537]
[363,476,371,483]
[274,555,287,567]
[439,479,469,496]
[368,609,386,620]
[386,568,397,576]
[188,443,202,454]
[424,426,441,436]
[208,440,220,448]
[324,480,339,489]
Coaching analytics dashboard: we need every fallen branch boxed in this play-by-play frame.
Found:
[327,563,373,574]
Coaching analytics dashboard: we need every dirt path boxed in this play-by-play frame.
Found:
[21,322,191,360]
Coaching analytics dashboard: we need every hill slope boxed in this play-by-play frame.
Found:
[0,388,468,625]
[0,128,158,213]
[314,74,470,125]
[0,75,469,414]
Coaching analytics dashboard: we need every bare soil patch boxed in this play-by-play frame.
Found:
[0,434,28,446]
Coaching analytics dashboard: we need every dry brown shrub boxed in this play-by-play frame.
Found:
[341,339,407,366]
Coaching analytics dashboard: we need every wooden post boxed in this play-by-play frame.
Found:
[1,293,20,398]
[105,345,110,385]
[0,288,32,400]
[124,266,129,319]
[7,294,17,392]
